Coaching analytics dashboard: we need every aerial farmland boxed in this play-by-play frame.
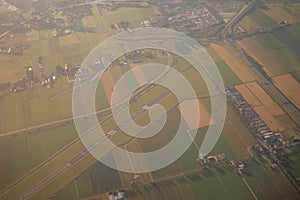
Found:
[0,0,300,200]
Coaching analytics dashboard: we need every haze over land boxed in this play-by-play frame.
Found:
[0,0,300,199]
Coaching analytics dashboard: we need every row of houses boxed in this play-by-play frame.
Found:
[147,3,222,33]
[226,87,286,157]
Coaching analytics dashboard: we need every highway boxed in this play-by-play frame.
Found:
[0,52,174,138]
[221,0,300,126]
[0,87,173,200]
[0,53,175,199]
[14,91,171,200]
[2,1,300,198]
[219,0,300,192]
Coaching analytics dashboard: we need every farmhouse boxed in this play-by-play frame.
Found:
[198,153,226,167]
[279,21,291,27]
[108,190,126,200]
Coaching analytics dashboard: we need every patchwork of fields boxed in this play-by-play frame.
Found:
[210,44,255,83]
[238,6,300,77]
[1,2,300,200]
[235,82,285,132]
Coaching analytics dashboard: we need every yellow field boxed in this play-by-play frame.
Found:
[205,45,223,63]
[82,16,97,28]
[211,44,256,83]
[235,84,261,107]
[0,33,32,83]
[58,34,79,47]
[254,106,284,132]
[273,74,300,110]
[178,99,211,129]
[26,31,40,42]
[246,82,284,116]
[263,5,299,23]
[0,54,29,83]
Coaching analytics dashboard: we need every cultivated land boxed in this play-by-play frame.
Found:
[178,99,211,129]
[0,93,258,199]
[1,1,300,200]
[262,4,299,24]
[235,82,290,133]
[0,82,184,199]
[235,84,262,107]
[237,36,300,77]
[273,74,300,110]
[219,106,257,158]
[254,106,284,132]
[288,147,300,186]
[211,44,256,83]
[0,33,111,133]
[239,16,261,34]
[275,114,299,138]
[129,63,147,85]
[246,82,284,116]
[0,125,74,190]
[0,5,159,198]
[90,6,155,31]
[237,7,300,78]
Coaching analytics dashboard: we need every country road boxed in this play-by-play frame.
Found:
[219,0,300,192]
[0,53,175,199]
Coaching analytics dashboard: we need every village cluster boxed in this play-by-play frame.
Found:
[143,3,223,33]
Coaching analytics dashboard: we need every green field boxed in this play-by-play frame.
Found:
[244,160,300,199]
[0,124,78,190]
[255,33,282,51]
[0,50,32,83]
[53,162,120,200]
[0,80,72,132]
[0,6,157,133]
[89,162,122,195]
[249,10,277,28]
[150,124,238,180]
[53,181,78,200]
[287,146,300,185]
[287,22,300,40]
[189,172,254,200]
[250,10,300,59]
[272,28,300,58]
[1,4,300,199]
[215,61,242,87]
[275,114,299,138]
[238,35,300,76]
[188,158,300,200]
[290,71,300,82]
[91,6,155,30]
